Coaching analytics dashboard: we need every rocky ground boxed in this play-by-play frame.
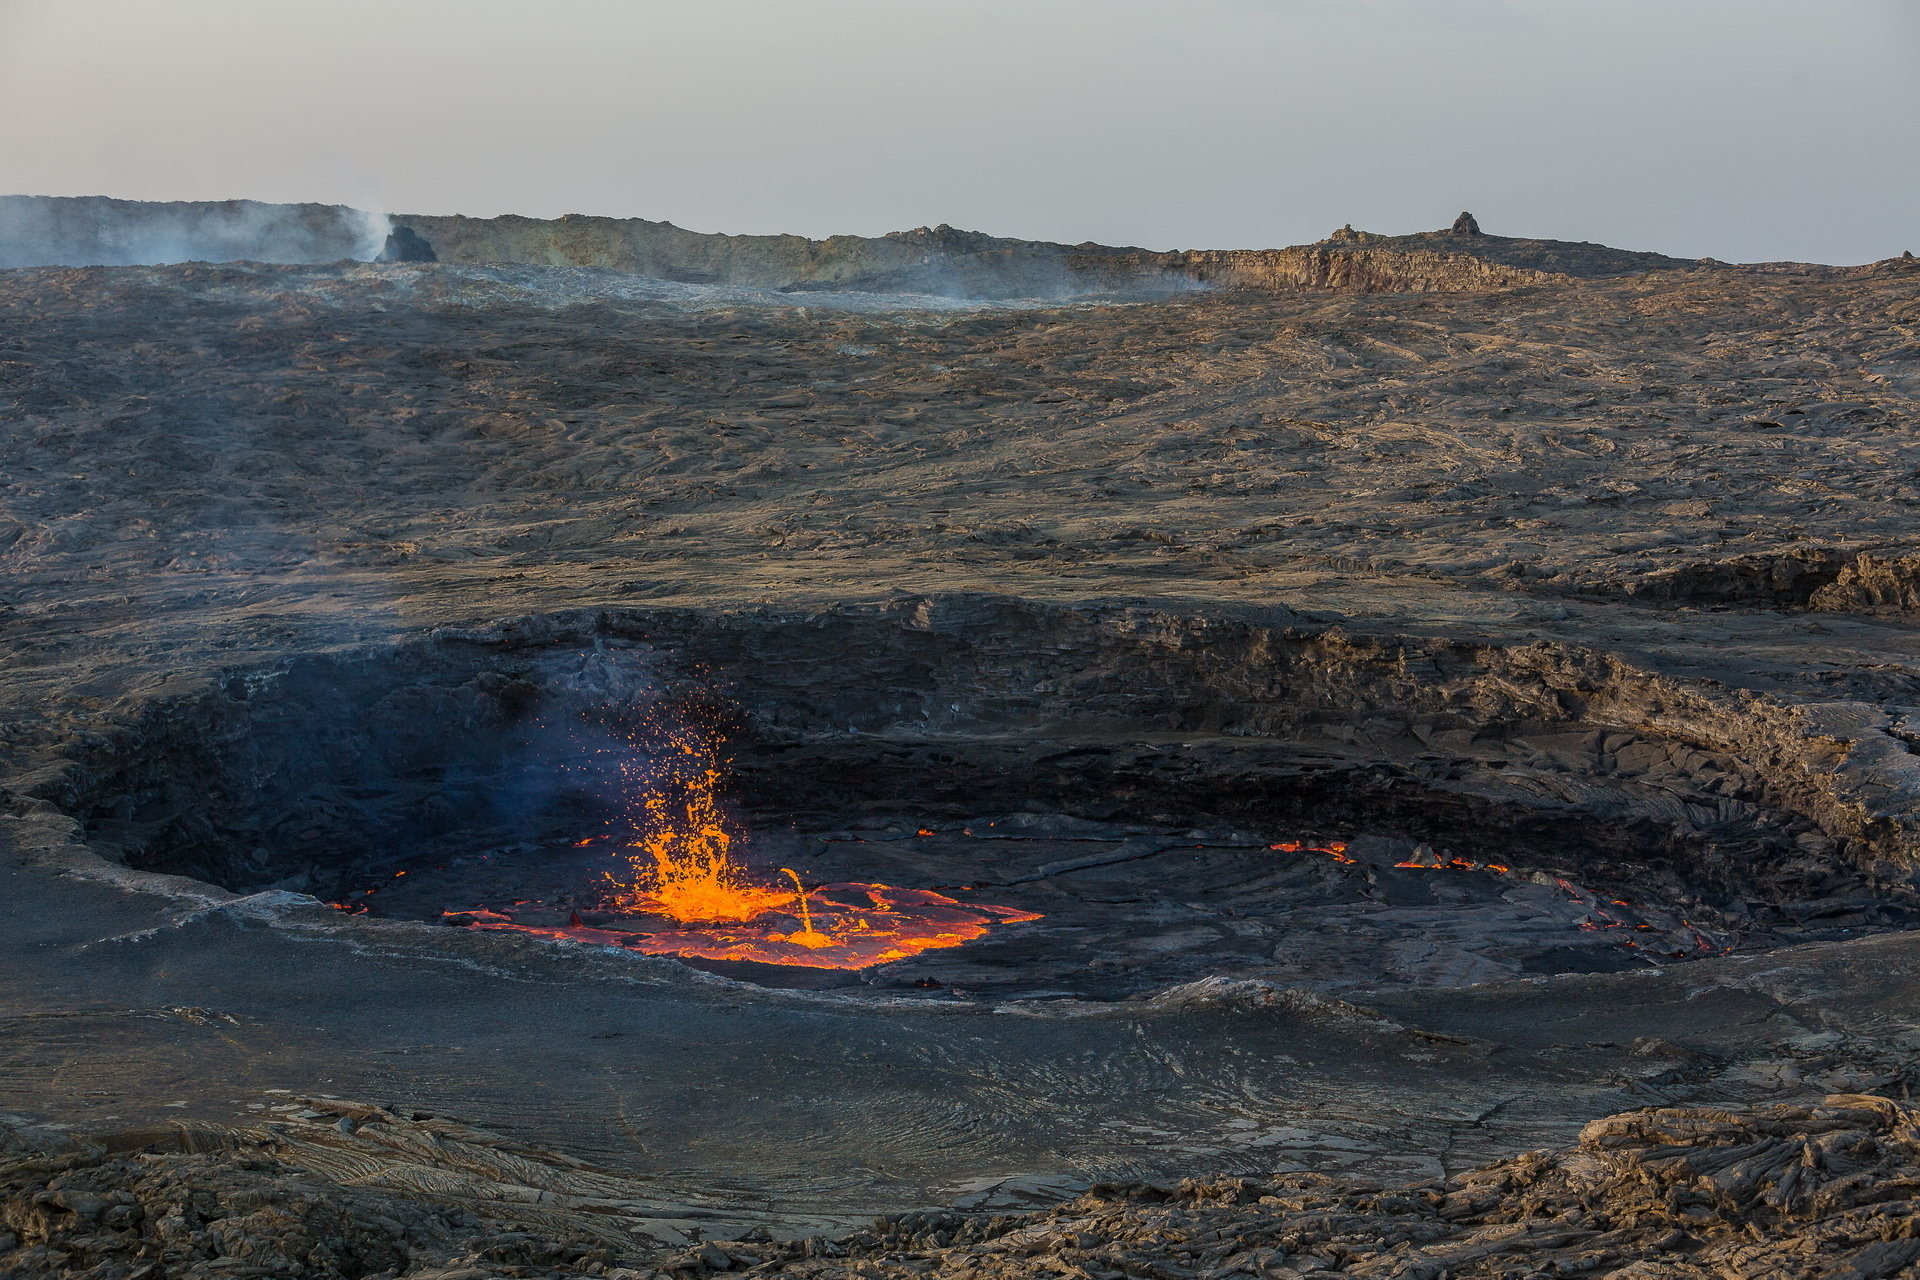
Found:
[712,1092,1920,1280]
[10,1092,1920,1278]
[4,217,1920,1277]
[5,252,1918,634]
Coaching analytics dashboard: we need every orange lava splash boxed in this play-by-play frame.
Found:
[600,722,789,924]
[774,867,838,949]
[493,713,1048,969]
[632,882,1042,967]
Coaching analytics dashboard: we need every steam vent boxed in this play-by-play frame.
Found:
[7,194,1920,1277]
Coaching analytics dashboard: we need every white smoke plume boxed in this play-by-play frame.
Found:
[0,195,394,268]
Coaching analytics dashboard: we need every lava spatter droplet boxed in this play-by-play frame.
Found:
[774,868,838,949]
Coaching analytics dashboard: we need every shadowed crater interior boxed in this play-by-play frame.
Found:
[45,599,1920,999]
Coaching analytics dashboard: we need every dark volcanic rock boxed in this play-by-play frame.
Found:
[376,225,438,263]
[13,1094,1920,1280]
[1297,216,1700,278]
[0,1097,683,1277]
[701,1094,1920,1280]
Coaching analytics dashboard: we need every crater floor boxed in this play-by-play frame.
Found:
[341,814,1906,999]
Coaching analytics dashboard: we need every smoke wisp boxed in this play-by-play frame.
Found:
[0,195,393,268]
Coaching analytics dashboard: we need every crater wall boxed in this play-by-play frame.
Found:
[33,599,1920,906]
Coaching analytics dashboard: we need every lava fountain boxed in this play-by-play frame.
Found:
[452,715,1042,969]
[600,720,790,924]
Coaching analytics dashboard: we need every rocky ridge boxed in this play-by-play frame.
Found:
[2,196,1716,298]
[388,215,1604,297]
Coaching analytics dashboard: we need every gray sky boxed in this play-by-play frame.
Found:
[2,0,1915,263]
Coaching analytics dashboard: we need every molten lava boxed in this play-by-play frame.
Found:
[439,714,1044,970]
[450,881,1042,969]
[599,722,788,924]
[618,882,1042,967]
[773,868,838,950]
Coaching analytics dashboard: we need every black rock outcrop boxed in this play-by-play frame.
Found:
[374,224,437,262]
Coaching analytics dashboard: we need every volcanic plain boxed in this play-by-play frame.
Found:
[4,201,1920,1278]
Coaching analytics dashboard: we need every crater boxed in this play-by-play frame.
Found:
[44,598,1920,1000]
